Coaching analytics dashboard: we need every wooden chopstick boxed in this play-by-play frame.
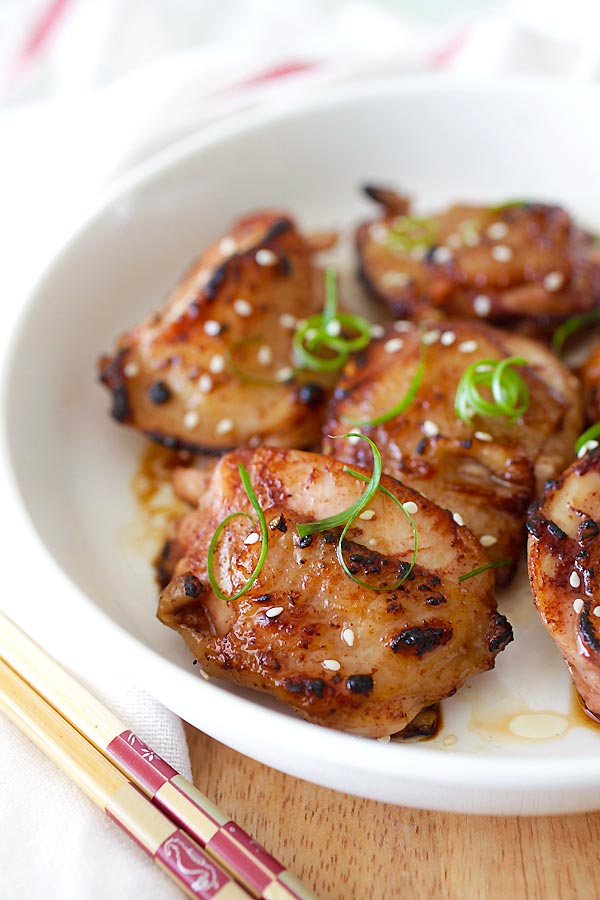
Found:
[0,612,317,900]
[0,656,249,900]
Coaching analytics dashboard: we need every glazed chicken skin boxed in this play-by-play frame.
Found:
[528,449,600,718]
[357,187,600,337]
[324,320,583,585]
[158,447,512,738]
[580,339,600,425]
[99,211,333,454]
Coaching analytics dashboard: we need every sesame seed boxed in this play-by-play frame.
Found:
[403,501,418,515]
[370,323,385,338]
[305,327,319,342]
[219,237,236,256]
[422,420,439,437]
[183,410,199,430]
[594,607,600,617]
[209,354,225,374]
[326,319,341,337]
[322,659,341,671]
[393,322,412,335]
[256,248,278,266]
[341,628,355,647]
[475,431,493,442]
[204,320,221,336]
[199,669,210,681]
[446,233,461,249]
[543,271,565,292]
[463,229,481,247]
[431,246,453,265]
[257,345,273,366]
[491,244,513,262]
[573,598,584,614]
[376,735,391,744]
[244,532,260,545]
[578,439,599,458]
[570,571,581,589]
[266,606,284,618]
[233,298,252,317]
[359,509,376,521]
[441,331,456,346]
[473,294,492,317]
[276,367,294,382]
[198,374,213,393]
[453,512,464,526]
[123,361,139,377]
[381,271,409,288]
[422,329,441,346]
[347,429,362,445]
[486,222,509,240]
[480,534,497,548]
[410,245,427,261]
[368,538,377,547]
[215,418,234,435]
[370,223,389,244]
[458,340,478,353]
[384,337,404,353]
[280,313,297,329]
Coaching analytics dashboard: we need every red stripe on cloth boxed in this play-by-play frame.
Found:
[107,730,178,795]
[15,0,72,65]
[217,59,319,95]
[428,27,470,68]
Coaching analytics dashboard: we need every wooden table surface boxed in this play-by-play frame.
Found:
[186,725,600,900]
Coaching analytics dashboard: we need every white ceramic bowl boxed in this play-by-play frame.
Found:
[4,75,600,815]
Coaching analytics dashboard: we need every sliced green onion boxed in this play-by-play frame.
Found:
[342,333,425,427]
[455,356,529,423]
[387,215,437,254]
[552,308,600,355]
[490,200,529,211]
[208,464,269,602]
[575,422,600,456]
[458,559,512,582]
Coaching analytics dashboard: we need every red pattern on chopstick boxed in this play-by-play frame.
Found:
[157,831,231,898]
[108,730,178,792]
[207,822,283,892]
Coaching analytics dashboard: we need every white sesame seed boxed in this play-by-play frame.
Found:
[381,271,409,288]
[244,532,260,545]
[475,431,493,442]
[256,248,278,266]
[458,340,478,353]
[410,245,427,261]
[359,509,376,521]
[325,319,341,337]
[183,410,199,430]
[431,246,453,265]
[394,320,413,332]
[280,313,297,330]
[594,607,600,618]
[446,233,461,249]
[577,439,599,458]
[370,323,385,338]
[370,223,389,244]
[573,598,584,614]
[204,320,221,336]
[403,501,418,515]
[209,354,225,374]
[341,628,355,647]
[219,237,236,256]
[543,271,565,292]
[368,538,377,547]
[570,571,581,589]
[266,606,284,618]
[376,735,391,744]
[233,298,253,317]
[463,229,481,247]
[347,429,362,445]
[422,329,441,346]
[257,345,273,366]
[215,418,234,435]
[473,294,492,317]
[199,669,210,681]
[422,420,439,437]
[198,374,213,394]
[123,361,139,378]
[322,659,341,671]
[453,512,464,526]
[486,222,509,240]
[276,366,294,382]
[305,327,319,342]
[384,337,404,354]
[441,331,456,346]
[491,244,513,262]
[480,534,497,548]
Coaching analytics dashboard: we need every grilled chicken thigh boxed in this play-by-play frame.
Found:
[357,188,600,337]
[99,211,333,453]
[324,320,582,584]
[528,449,600,718]
[158,447,512,737]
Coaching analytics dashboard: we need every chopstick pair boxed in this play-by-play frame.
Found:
[0,612,317,900]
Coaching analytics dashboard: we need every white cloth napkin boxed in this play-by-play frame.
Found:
[1,1,598,897]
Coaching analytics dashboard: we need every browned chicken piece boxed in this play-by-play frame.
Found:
[324,320,583,585]
[158,447,512,738]
[98,211,333,454]
[580,339,600,424]
[528,448,600,718]
[357,187,600,338]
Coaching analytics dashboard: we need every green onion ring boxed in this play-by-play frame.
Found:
[458,559,513,582]
[455,356,529,423]
[552,308,600,356]
[208,464,269,602]
[575,422,600,456]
